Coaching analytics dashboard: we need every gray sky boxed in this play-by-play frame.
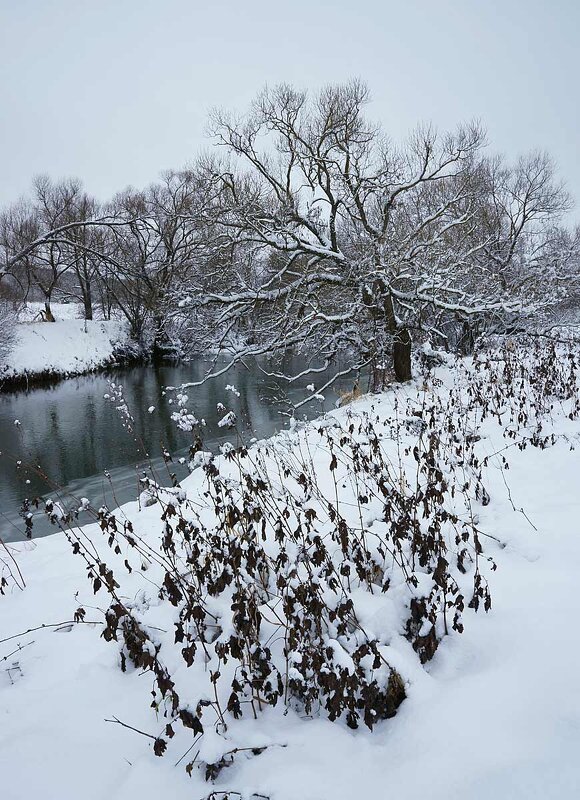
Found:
[1,0,579,215]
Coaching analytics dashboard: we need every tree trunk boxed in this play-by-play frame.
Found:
[393,328,412,382]
[382,289,412,382]
[458,318,475,355]
[43,299,55,322]
[83,287,93,321]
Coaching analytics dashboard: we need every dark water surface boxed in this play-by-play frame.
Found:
[0,356,351,542]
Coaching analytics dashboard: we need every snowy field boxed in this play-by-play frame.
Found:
[1,303,128,382]
[1,351,580,800]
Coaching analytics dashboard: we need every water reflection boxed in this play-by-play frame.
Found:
[0,356,352,542]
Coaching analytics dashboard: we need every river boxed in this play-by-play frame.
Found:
[0,355,354,542]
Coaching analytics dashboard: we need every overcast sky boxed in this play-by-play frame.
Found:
[1,0,579,215]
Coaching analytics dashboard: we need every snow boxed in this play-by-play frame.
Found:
[217,409,237,427]
[0,317,128,382]
[17,301,84,322]
[1,362,580,799]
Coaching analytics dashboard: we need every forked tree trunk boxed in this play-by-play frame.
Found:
[383,289,412,382]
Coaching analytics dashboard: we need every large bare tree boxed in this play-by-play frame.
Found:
[178,82,530,385]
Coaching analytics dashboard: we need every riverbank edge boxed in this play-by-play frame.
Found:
[0,346,148,393]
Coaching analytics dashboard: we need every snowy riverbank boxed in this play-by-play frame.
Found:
[1,351,580,800]
[0,304,132,388]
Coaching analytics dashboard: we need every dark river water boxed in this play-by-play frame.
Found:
[0,356,353,542]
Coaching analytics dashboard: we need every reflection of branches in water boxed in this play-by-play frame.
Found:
[173,342,366,410]
[259,382,293,409]
[1,356,362,547]
[254,357,369,412]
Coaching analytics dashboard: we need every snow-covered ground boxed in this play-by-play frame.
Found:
[1,303,129,383]
[1,357,580,800]
[16,301,86,322]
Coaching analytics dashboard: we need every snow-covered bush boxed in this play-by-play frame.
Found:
[61,407,486,777]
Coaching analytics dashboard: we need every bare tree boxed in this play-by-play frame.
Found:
[0,199,41,308]
[62,192,105,320]
[145,170,210,354]
[25,175,87,320]
[173,82,501,384]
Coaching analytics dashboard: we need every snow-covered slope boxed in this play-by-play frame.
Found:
[0,318,129,383]
[16,301,86,322]
[1,361,580,800]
